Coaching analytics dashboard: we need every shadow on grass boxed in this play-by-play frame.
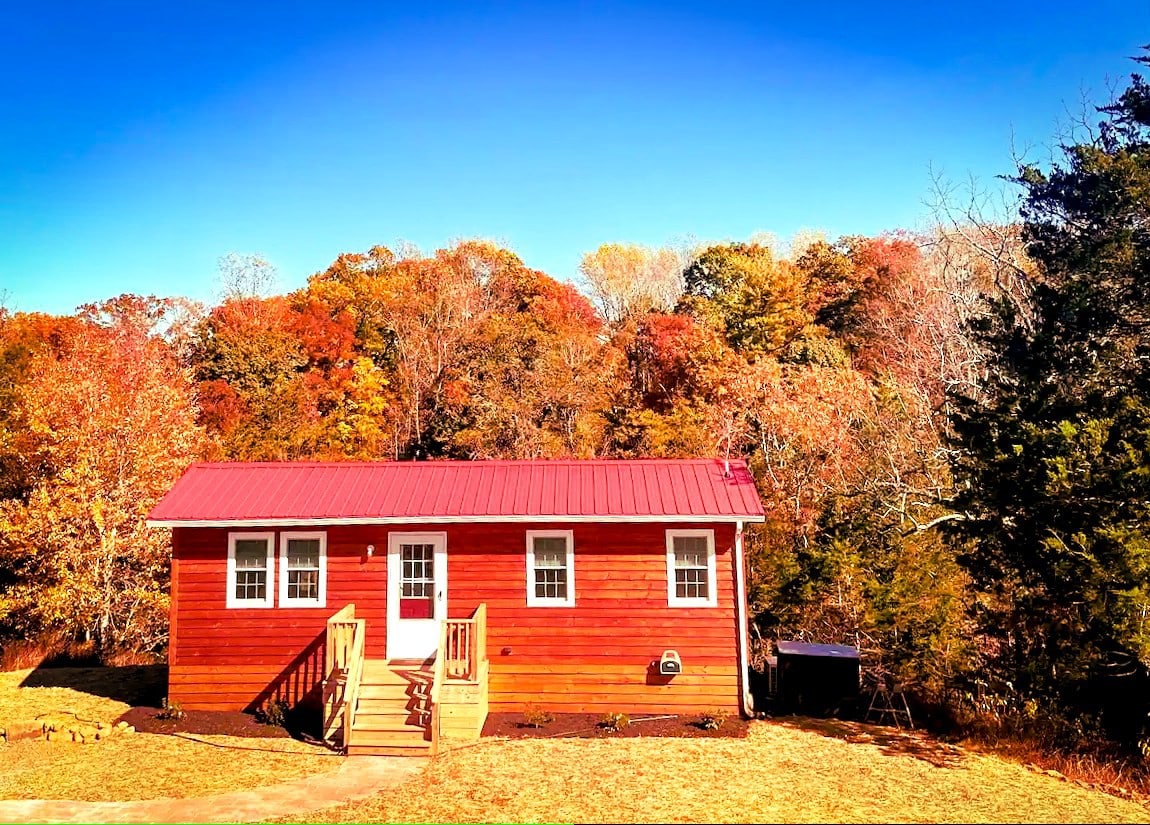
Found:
[775,715,966,769]
[20,664,168,708]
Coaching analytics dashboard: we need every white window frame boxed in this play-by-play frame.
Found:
[226,531,275,609]
[666,529,717,608]
[526,529,575,607]
[278,531,328,608]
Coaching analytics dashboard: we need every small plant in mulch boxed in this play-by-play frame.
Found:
[255,698,290,727]
[156,698,185,721]
[695,709,728,731]
[521,705,556,729]
[598,711,630,732]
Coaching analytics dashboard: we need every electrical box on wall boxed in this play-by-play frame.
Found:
[659,650,682,676]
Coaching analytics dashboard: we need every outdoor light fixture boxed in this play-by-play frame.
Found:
[366,544,375,557]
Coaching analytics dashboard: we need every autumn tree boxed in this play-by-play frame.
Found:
[665,234,978,689]
[679,242,814,355]
[0,296,204,654]
[579,242,688,323]
[447,263,617,458]
[192,292,313,460]
[604,312,740,458]
[0,311,82,503]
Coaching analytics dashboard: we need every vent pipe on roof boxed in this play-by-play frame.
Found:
[723,460,731,478]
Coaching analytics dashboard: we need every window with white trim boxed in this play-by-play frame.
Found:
[279,532,327,607]
[666,529,717,607]
[526,530,575,607]
[227,532,275,608]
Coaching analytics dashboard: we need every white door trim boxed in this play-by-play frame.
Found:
[386,531,447,660]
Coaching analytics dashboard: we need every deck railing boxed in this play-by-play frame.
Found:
[324,604,365,748]
[428,603,486,751]
[442,603,487,681]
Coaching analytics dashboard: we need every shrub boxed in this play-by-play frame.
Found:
[599,711,630,732]
[256,698,290,727]
[156,698,185,721]
[697,709,728,730]
[523,705,555,728]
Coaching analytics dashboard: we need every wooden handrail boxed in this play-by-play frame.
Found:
[324,604,356,679]
[475,602,487,667]
[324,604,365,749]
[430,619,447,753]
[342,618,365,748]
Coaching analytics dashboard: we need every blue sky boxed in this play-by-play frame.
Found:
[2,1,1146,315]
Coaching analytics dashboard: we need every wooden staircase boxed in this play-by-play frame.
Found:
[346,660,435,757]
[325,603,488,756]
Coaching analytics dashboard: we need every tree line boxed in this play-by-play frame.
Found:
[1,53,1148,756]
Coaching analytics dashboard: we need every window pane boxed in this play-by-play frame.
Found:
[531,536,570,601]
[535,550,564,567]
[234,540,267,570]
[235,570,266,601]
[533,537,567,567]
[287,539,320,569]
[402,581,430,598]
[534,567,567,599]
[400,542,434,600]
[288,569,318,600]
[675,567,708,599]
[402,544,433,564]
[673,536,708,568]
[672,535,709,601]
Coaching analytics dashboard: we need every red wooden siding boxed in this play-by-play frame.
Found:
[170,524,390,711]
[169,522,742,714]
[447,521,740,713]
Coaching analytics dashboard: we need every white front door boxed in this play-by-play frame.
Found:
[386,532,447,660]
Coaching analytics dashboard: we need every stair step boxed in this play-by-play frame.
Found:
[358,684,419,701]
[351,713,430,731]
[350,728,430,747]
[354,714,427,732]
[362,662,434,684]
[357,696,424,712]
[348,743,432,757]
[353,705,424,719]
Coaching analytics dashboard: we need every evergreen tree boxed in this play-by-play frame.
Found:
[950,52,1150,746]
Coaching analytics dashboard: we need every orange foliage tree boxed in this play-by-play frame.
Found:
[0,296,204,653]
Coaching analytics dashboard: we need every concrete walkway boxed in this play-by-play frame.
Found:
[0,755,425,824]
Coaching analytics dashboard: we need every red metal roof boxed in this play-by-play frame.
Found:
[146,459,765,525]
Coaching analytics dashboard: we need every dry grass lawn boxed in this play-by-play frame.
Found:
[294,720,1150,824]
[1,732,342,801]
[0,666,341,801]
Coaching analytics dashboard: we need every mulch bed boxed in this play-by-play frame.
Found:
[120,705,748,741]
[482,711,749,739]
[117,706,293,738]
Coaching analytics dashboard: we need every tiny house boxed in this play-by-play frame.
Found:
[147,458,766,754]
